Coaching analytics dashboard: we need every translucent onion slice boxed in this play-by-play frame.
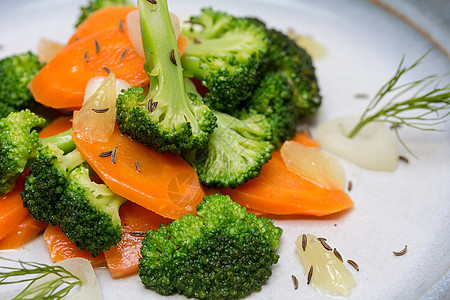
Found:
[295,234,356,297]
[281,141,346,190]
[126,10,180,59]
[37,38,64,63]
[73,74,130,142]
[28,258,102,300]
[316,116,399,171]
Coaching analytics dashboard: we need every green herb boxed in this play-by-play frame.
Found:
[0,257,81,300]
[348,51,450,154]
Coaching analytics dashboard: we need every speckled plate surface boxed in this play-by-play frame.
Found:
[1,0,449,299]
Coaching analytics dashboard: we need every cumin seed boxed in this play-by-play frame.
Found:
[333,248,343,262]
[399,155,409,163]
[320,239,332,251]
[193,38,201,44]
[347,180,353,191]
[92,108,109,113]
[130,231,147,237]
[170,49,177,66]
[393,245,407,256]
[103,66,111,74]
[147,0,157,4]
[147,98,153,112]
[151,102,158,112]
[135,161,141,172]
[354,93,369,99]
[84,50,89,63]
[347,259,359,271]
[307,265,313,285]
[391,123,402,130]
[95,39,100,53]
[291,275,298,290]
[302,234,307,251]
[98,150,113,158]
[118,19,124,31]
[111,147,118,164]
[120,48,129,60]
[317,237,327,242]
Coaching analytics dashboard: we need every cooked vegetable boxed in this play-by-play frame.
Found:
[181,8,269,113]
[221,133,353,216]
[184,111,274,188]
[139,194,282,299]
[116,0,216,154]
[295,234,356,297]
[75,0,134,27]
[0,110,74,196]
[0,52,44,118]
[0,214,46,250]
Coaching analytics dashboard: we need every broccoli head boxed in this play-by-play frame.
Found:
[184,111,274,188]
[181,8,269,113]
[139,194,283,299]
[116,0,216,154]
[241,72,299,148]
[0,110,44,195]
[266,28,321,116]
[75,0,134,27]
[21,144,85,225]
[0,52,44,118]
[59,165,126,256]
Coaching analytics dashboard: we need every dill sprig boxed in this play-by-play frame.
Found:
[348,51,450,153]
[0,257,82,300]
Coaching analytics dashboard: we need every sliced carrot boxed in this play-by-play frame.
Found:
[220,133,353,216]
[72,125,204,219]
[0,176,29,240]
[43,225,106,265]
[104,201,170,278]
[39,116,73,138]
[69,6,137,44]
[0,215,46,250]
[30,27,147,110]
[290,132,320,148]
[177,34,190,57]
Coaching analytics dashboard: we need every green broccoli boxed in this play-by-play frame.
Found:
[21,144,85,226]
[241,72,299,148]
[184,110,274,188]
[116,0,216,154]
[266,28,322,116]
[0,110,74,196]
[75,0,134,27]
[139,194,282,299]
[58,165,126,256]
[0,52,44,118]
[181,8,269,113]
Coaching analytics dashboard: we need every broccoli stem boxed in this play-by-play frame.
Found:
[40,129,75,154]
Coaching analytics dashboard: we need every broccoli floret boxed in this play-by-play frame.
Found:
[75,0,134,27]
[0,52,44,118]
[116,0,216,154]
[184,111,274,188]
[0,110,75,196]
[21,144,85,225]
[266,28,321,116]
[181,8,269,113]
[58,165,126,256]
[241,72,299,148]
[139,194,282,299]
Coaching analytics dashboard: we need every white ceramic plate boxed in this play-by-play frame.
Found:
[1,0,449,299]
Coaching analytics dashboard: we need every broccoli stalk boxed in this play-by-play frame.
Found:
[184,111,274,188]
[139,194,282,299]
[181,8,269,113]
[116,0,216,154]
[0,110,74,195]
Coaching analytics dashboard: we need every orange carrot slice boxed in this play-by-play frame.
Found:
[0,176,29,240]
[220,133,353,216]
[69,7,137,44]
[30,27,147,110]
[177,34,190,57]
[43,225,106,265]
[39,116,73,138]
[0,215,46,250]
[73,125,204,219]
[290,132,320,148]
[104,201,170,278]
